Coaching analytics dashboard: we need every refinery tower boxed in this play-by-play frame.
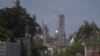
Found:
[56,15,66,52]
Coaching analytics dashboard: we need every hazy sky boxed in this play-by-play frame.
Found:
[0,0,100,38]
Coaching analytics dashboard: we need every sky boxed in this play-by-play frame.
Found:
[0,0,100,38]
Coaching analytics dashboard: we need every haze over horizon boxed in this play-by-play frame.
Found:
[0,0,100,38]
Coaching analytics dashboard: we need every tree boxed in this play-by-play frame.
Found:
[0,6,42,42]
[53,43,84,56]
[58,21,100,56]
[74,21,100,42]
[0,27,11,41]
[65,43,84,56]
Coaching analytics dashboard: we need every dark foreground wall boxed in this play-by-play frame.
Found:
[0,42,21,56]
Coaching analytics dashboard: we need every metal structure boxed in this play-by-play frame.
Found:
[57,15,66,52]
[43,24,49,44]
[42,15,67,56]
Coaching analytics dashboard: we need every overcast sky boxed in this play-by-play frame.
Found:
[0,0,100,38]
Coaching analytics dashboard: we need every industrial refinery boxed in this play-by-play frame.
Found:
[43,15,67,56]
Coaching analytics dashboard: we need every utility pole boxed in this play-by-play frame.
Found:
[92,35,95,56]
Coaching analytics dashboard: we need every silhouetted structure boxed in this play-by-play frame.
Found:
[57,15,67,52]
[13,0,20,7]
[43,24,49,45]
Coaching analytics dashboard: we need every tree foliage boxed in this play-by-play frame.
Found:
[75,21,100,42]
[53,43,84,56]
[0,27,11,41]
[65,43,84,56]
[54,21,100,56]
[0,6,42,42]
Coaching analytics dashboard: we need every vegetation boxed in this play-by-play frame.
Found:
[65,43,84,56]
[0,6,42,42]
[0,6,46,56]
[0,27,11,41]
[54,21,100,56]
[53,43,84,56]
[75,21,100,43]
[1,4,100,56]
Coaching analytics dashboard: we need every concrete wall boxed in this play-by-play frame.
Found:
[0,42,21,56]
[85,42,100,56]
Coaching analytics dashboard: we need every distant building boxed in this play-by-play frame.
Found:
[42,15,68,56]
